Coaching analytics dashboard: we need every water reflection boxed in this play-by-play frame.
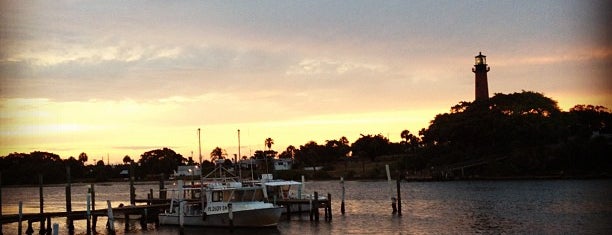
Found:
[1,180,611,234]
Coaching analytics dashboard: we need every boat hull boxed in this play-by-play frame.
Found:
[158,206,283,227]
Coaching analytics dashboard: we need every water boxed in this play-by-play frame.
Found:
[2,180,611,234]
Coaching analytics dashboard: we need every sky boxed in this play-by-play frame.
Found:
[1,0,610,164]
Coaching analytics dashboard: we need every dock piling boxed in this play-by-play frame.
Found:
[18,201,23,235]
[129,163,135,206]
[327,193,332,221]
[0,172,3,235]
[86,190,91,235]
[106,200,115,234]
[340,177,345,215]
[38,174,45,234]
[65,166,74,233]
[396,178,402,216]
[313,191,320,222]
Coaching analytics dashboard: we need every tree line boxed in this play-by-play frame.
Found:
[1,91,610,184]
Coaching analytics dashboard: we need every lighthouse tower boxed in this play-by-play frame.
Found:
[472,52,490,101]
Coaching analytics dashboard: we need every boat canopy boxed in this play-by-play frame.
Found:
[263,181,302,186]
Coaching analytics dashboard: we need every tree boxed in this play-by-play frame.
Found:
[138,148,186,177]
[324,137,351,163]
[265,137,274,151]
[123,155,132,164]
[351,134,390,162]
[78,152,88,164]
[210,147,227,162]
[278,145,297,159]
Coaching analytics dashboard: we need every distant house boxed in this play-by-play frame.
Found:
[239,158,257,169]
[119,169,129,180]
[274,158,293,171]
[173,165,201,177]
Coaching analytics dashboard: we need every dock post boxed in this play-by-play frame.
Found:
[106,200,115,234]
[65,166,74,233]
[90,183,97,231]
[86,189,91,235]
[52,223,58,235]
[327,193,332,221]
[140,208,147,230]
[124,213,129,232]
[308,199,313,221]
[313,191,319,222]
[396,178,402,216]
[38,174,45,234]
[159,173,166,200]
[46,217,51,235]
[0,172,3,235]
[340,177,345,215]
[18,201,23,235]
[129,163,135,206]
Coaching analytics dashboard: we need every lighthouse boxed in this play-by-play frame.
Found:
[472,52,490,101]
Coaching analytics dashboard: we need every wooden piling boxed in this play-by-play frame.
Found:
[327,193,332,221]
[90,183,97,231]
[46,217,51,235]
[65,166,74,233]
[18,201,23,235]
[0,172,3,235]
[340,177,345,215]
[313,191,320,222]
[86,189,91,235]
[129,163,135,206]
[159,173,166,199]
[308,199,313,221]
[106,200,115,234]
[38,174,45,234]
[396,179,402,216]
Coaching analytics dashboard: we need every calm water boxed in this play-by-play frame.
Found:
[2,179,611,234]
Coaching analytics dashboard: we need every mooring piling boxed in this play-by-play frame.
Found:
[0,171,3,235]
[129,163,135,206]
[106,200,115,234]
[340,177,345,215]
[396,178,402,216]
[86,189,91,235]
[18,201,23,235]
[65,166,74,233]
[38,174,45,234]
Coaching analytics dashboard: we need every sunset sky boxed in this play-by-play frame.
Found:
[1,0,610,164]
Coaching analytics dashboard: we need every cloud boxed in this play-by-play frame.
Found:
[285,58,389,76]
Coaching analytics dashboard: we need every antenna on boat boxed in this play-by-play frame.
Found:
[238,129,242,180]
[198,128,202,166]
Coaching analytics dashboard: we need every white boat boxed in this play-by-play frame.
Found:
[158,166,284,227]
[258,174,327,213]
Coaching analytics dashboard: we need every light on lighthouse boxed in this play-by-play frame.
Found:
[475,52,486,65]
[472,52,490,101]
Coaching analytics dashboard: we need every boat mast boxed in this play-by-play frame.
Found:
[238,129,242,180]
[198,128,202,166]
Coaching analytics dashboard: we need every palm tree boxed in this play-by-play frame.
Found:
[400,130,411,144]
[264,137,274,173]
[265,137,274,151]
[210,147,226,162]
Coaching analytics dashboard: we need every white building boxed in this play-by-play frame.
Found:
[173,165,201,177]
[273,158,293,171]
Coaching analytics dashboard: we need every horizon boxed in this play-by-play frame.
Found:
[1,1,610,164]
